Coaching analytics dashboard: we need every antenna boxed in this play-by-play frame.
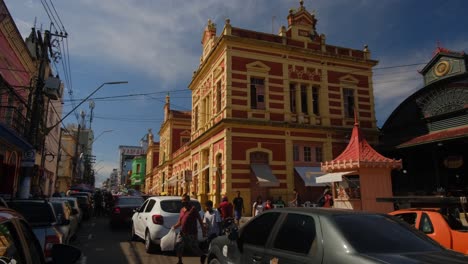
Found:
[272,16,276,34]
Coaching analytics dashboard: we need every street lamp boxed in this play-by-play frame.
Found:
[92,129,114,145]
[18,81,128,199]
[45,81,128,134]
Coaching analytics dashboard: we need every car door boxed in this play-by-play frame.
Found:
[141,199,157,231]
[239,212,281,264]
[264,213,323,264]
[134,200,149,236]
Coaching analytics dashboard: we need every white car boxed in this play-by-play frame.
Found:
[131,196,203,253]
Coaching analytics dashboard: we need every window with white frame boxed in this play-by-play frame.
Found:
[250,77,265,110]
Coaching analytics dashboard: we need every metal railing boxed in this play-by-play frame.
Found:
[0,105,30,138]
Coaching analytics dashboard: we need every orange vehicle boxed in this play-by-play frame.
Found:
[377,196,468,255]
[389,207,468,255]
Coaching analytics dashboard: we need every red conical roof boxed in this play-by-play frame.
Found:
[322,117,402,172]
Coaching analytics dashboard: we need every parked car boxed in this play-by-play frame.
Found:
[0,206,82,264]
[207,207,468,264]
[131,196,202,253]
[50,199,78,244]
[74,195,92,220]
[6,199,63,262]
[389,208,468,254]
[109,196,145,228]
[52,196,83,224]
[69,192,94,208]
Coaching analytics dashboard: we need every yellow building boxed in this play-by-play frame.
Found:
[55,129,77,193]
[149,2,379,214]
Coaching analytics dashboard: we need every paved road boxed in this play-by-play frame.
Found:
[71,215,202,264]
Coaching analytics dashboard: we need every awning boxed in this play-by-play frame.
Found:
[250,164,279,187]
[316,171,356,183]
[165,176,179,187]
[294,167,327,187]
[193,164,210,176]
[397,126,468,148]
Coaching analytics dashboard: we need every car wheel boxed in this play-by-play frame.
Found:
[145,230,156,253]
[209,258,221,264]
[131,224,138,241]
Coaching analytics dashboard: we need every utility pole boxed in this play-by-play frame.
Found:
[19,29,50,198]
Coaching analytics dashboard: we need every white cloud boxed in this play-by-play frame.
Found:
[94,161,117,187]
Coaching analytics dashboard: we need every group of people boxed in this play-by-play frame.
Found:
[171,192,244,264]
[171,188,334,264]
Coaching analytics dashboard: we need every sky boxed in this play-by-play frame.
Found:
[5,0,468,187]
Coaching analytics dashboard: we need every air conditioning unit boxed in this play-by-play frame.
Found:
[44,76,63,100]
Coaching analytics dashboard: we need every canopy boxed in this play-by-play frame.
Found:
[316,171,356,184]
[294,167,326,187]
[250,164,279,187]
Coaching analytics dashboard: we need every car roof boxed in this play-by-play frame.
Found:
[267,207,386,216]
[148,196,200,201]
[0,207,25,221]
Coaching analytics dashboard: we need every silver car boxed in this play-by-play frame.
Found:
[207,208,468,264]
[50,200,77,244]
[52,197,83,224]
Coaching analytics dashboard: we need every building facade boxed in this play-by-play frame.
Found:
[148,2,380,214]
[130,156,146,188]
[118,145,145,186]
[380,47,468,196]
[0,1,36,198]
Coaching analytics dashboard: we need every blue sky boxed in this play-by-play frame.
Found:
[5,0,468,186]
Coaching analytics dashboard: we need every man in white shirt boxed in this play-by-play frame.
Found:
[203,200,222,239]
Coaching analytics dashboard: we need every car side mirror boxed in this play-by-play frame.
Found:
[50,244,82,264]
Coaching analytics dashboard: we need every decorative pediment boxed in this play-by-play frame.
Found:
[180,130,191,136]
[339,74,359,84]
[246,61,270,73]
[213,66,224,77]
[422,56,466,85]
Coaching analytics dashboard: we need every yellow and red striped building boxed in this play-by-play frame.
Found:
[147,2,380,214]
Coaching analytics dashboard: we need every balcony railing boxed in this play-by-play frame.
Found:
[0,105,30,139]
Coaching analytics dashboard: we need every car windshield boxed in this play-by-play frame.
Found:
[160,200,201,213]
[116,197,144,206]
[333,214,441,254]
[52,202,64,215]
[7,201,55,225]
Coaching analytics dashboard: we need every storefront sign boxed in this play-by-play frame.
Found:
[21,149,35,167]
[120,146,145,156]
[443,155,463,169]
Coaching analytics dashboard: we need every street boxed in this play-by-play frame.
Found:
[71,215,201,264]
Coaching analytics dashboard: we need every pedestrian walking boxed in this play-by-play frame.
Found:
[289,188,302,207]
[172,194,207,264]
[202,200,222,238]
[218,196,233,220]
[252,196,264,217]
[232,191,244,226]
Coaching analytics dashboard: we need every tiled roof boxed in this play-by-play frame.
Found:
[322,121,402,171]
[398,126,468,148]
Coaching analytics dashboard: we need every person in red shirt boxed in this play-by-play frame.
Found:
[264,199,274,211]
[172,194,207,264]
[218,196,233,220]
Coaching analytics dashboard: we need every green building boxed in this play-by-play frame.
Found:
[131,156,146,188]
